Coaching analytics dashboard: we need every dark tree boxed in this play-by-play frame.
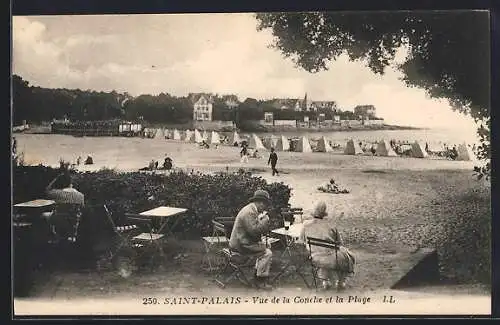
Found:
[255,11,490,178]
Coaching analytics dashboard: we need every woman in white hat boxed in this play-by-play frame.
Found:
[300,200,355,291]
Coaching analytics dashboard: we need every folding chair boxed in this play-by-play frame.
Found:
[49,203,83,244]
[215,248,259,289]
[125,213,166,271]
[306,236,340,290]
[99,205,139,264]
[201,219,231,272]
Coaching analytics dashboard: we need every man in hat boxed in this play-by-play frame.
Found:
[229,189,273,290]
[299,201,355,291]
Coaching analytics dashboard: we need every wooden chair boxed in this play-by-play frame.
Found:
[124,213,166,270]
[98,205,139,264]
[50,203,84,244]
[306,236,340,290]
[201,219,231,272]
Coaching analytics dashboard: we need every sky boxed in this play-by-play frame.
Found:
[12,13,481,132]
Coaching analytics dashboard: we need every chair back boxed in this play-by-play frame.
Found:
[53,203,83,239]
[212,220,228,239]
[214,217,235,236]
[281,207,303,223]
[125,213,155,233]
[306,236,340,254]
[103,204,122,234]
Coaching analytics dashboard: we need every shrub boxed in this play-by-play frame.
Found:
[13,166,292,241]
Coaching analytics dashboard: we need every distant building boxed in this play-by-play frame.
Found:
[271,94,337,112]
[190,93,214,121]
[354,105,376,118]
[311,100,338,112]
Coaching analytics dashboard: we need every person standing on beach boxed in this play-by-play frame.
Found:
[268,148,279,176]
[240,144,249,163]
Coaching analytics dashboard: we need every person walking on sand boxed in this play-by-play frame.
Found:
[299,201,355,291]
[268,148,279,176]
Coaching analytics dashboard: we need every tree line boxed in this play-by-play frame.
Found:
[13,74,359,128]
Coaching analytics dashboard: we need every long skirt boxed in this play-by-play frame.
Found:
[311,246,355,274]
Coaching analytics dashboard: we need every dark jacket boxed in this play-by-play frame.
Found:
[268,152,278,165]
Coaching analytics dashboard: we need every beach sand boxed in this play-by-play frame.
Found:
[13,135,491,315]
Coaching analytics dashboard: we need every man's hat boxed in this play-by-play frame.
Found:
[249,189,271,204]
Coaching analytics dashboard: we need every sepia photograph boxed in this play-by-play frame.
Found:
[11,10,491,316]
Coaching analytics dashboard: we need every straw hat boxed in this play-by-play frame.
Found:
[311,201,328,219]
[249,189,271,204]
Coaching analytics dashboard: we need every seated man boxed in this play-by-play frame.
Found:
[299,201,355,291]
[45,172,85,240]
[229,190,273,290]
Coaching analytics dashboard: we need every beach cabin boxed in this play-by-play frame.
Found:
[194,129,204,143]
[263,135,279,150]
[184,130,193,142]
[172,129,182,141]
[154,128,165,140]
[294,136,312,153]
[228,131,242,146]
[209,131,221,144]
[456,143,475,161]
[275,135,290,151]
[375,140,398,157]
[411,141,428,158]
[316,136,333,152]
[344,139,364,155]
[249,134,267,151]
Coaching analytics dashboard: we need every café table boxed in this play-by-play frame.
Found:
[13,199,56,221]
[270,223,311,288]
[139,206,188,236]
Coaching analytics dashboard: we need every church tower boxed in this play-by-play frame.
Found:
[303,92,308,111]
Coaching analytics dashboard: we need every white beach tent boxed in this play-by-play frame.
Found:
[295,136,312,153]
[209,131,221,144]
[172,129,182,140]
[263,135,278,150]
[249,134,267,151]
[411,141,429,158]
[456,143,475,161]
[376,140,398,157]
[156,128,166,140]
[344,139,364,155]
[184,129,193,142]
[228,131,242,146]
[202,130,210,141]
[194,129,204,143]
[275,135,290,151]
[316,136,333,152]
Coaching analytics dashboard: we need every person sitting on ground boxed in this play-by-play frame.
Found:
[251,149,260,159]
[84,155,93,165]
[163,156,173,170]
[299,201,355,291]
[229,190,273,290]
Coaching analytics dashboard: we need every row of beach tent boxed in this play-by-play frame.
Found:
[146,128,475,161]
